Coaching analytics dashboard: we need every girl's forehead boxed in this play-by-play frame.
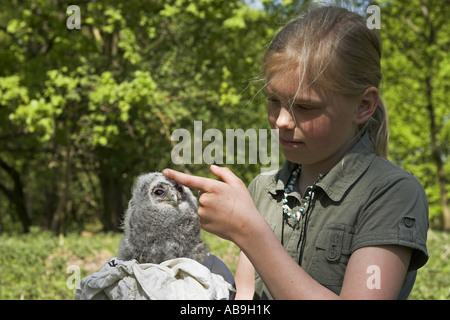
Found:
[265,70,326,105]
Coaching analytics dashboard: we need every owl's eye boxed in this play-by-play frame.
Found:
[153,188,165,196]
[175,185,184,193]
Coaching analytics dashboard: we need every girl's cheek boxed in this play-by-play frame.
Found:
[298,117,330,139]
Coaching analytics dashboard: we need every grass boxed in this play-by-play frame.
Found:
[408,229,450,299]
[0,227,448,300]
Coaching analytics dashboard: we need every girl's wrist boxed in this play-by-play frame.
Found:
[233,210,274,254]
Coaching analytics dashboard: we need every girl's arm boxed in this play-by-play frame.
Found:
[234,251,255,300]
[163,166,412,300]
[237,214,412,299]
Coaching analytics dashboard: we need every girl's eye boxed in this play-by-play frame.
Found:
[153,188,165,196]
[268,97,280,104]
[295,104,313,111]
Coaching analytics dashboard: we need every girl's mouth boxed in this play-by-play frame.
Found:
[279,138,304,147]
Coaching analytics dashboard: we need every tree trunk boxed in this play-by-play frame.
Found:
[425,76,450,231]
[440,174,450,231]
[0,157,30,233]
[98,173,123,232]
[97,150,124,232]
[51,147,72,235]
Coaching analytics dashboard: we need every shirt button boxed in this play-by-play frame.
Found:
[404,217,415,228]
[328,249,337,259]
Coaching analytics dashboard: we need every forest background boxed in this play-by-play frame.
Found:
[0,0,449,299]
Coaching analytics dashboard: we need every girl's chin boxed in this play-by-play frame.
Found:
[281,148,309,164]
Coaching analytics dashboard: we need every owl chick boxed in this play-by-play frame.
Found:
[117,172,209,264]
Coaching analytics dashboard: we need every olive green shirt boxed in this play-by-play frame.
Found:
[249,133,429,299]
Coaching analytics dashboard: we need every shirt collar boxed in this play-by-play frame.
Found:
[264,160,301,200]
[266,133,376,202]
[316,133,376,202]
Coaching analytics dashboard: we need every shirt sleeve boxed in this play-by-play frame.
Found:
[351,172,429,271]
[247,173,266,208]
[247,176,257,199]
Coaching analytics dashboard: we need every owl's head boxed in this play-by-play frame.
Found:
[119,172,207,264]
[131,172,198,213]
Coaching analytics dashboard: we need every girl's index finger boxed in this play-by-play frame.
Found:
[162,168,217,192]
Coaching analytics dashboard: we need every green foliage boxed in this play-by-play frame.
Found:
[409,230,450,299]
[0,0,279,232]
[377,0,450,226]
[0,0,448,233]
[0,227,61,299]
[0,227,124,299]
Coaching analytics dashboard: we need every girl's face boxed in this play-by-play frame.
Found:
[267,70,360,171]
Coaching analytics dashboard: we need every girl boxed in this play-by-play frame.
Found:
[163,6,429,299]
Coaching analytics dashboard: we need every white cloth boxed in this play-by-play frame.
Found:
[74,254,235,300]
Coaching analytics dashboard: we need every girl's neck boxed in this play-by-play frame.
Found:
[298,135,359,196]
[298,167,324,197]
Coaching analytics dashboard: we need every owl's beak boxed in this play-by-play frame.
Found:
[170,193,180,206]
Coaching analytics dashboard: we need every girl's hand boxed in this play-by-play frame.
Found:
[162,165,260,244]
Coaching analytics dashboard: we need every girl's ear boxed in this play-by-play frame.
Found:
[353,87,379,125]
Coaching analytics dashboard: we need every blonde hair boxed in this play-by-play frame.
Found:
[263,6,389,157]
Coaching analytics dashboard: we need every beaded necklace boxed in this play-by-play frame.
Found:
[282,166,324,222]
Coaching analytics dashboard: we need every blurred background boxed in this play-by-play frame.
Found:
[0,0,448,299]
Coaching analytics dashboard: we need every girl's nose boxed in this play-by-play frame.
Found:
[275,106,296,129]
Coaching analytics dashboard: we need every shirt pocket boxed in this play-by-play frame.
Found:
[310,224,354,292]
